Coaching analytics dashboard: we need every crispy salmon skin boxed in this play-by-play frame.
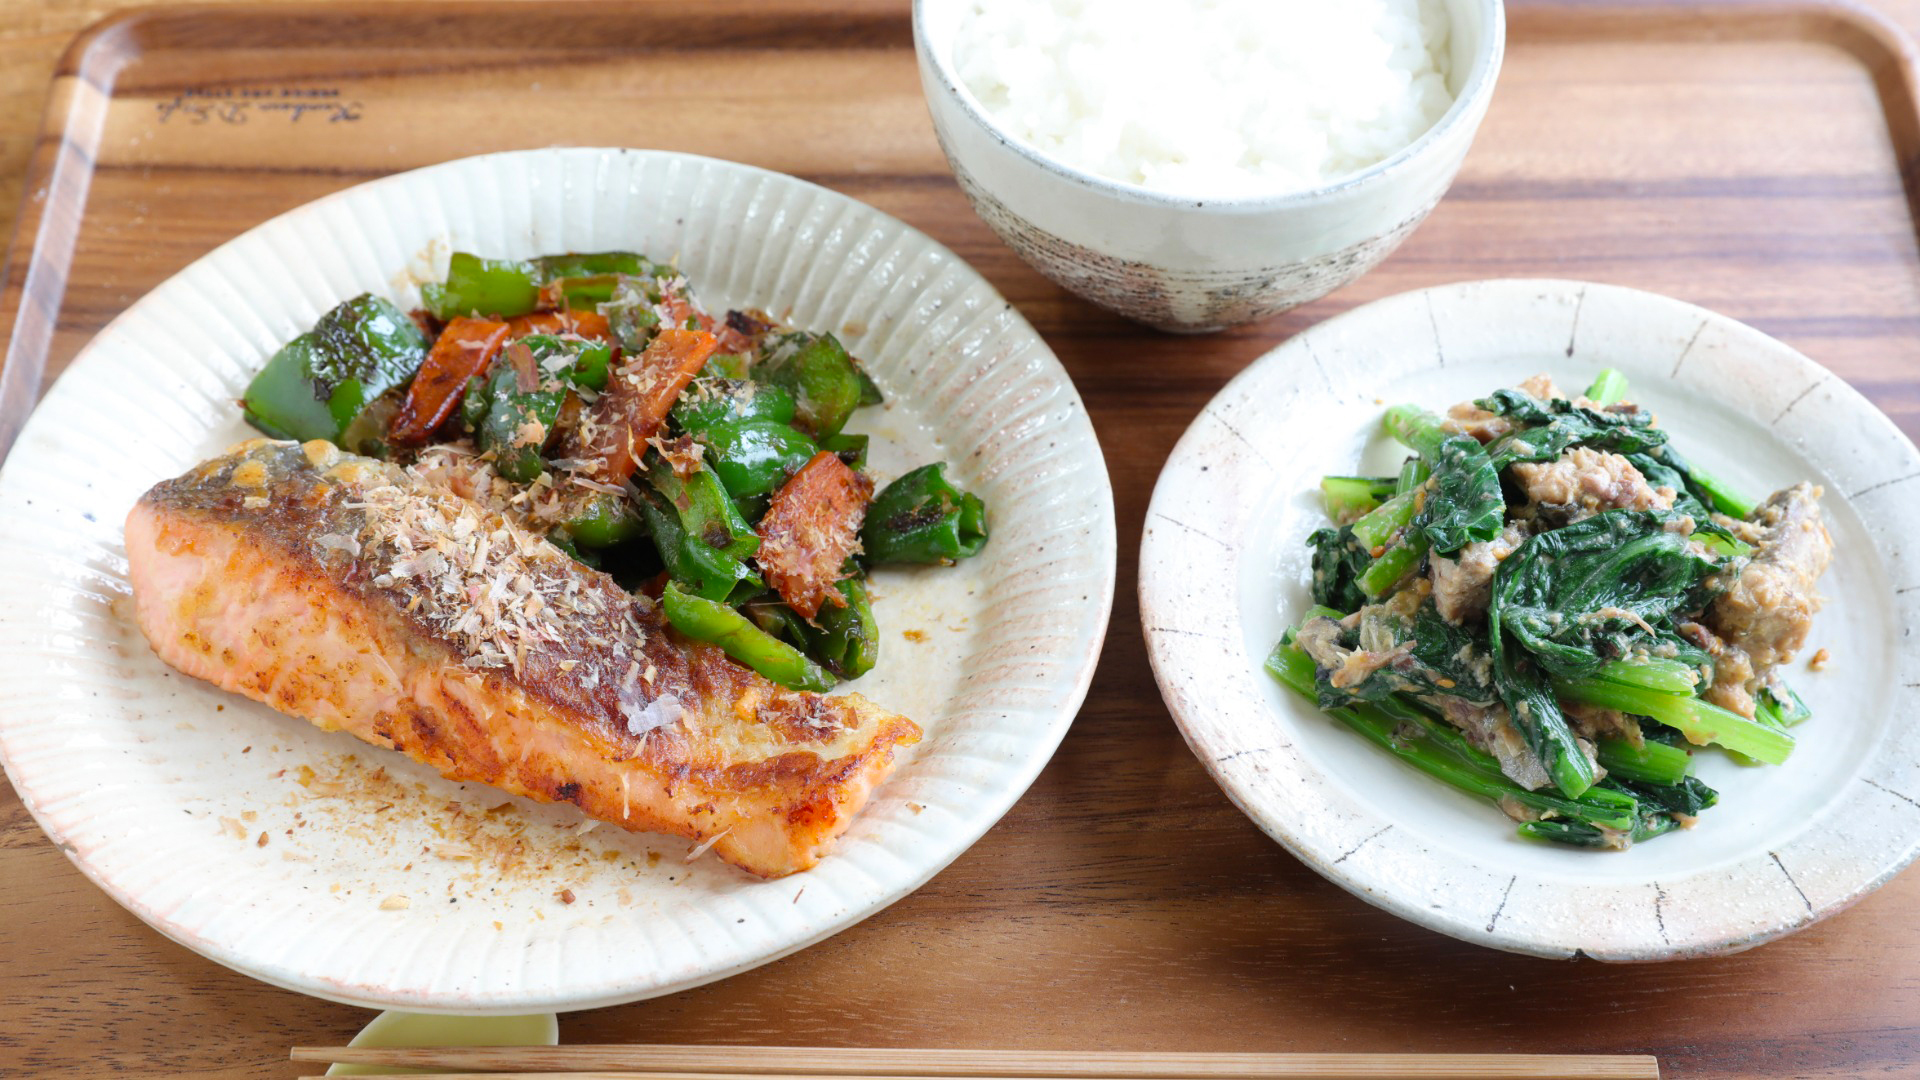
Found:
[124,438,920,877]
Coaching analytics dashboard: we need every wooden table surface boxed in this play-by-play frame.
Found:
[6,2,1920,1078]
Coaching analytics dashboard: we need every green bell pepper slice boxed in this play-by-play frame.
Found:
[470,334,611,481]
[606,301,661,354]
[819,432,868,469]
[743,594,811,645]
[742,574,879,681]
[536,256,671,311]
[242,294,428,447]
[459,374,490,432]
[549,275,622,310]
[703,353,751,380]
[645,452,760,562]
[661,581,836,692]
[422,254,542,320]
[698,419,818,500]
[854,364,884,406]
[533,252,665,280]
[862,462,988,564]
[632,464,762,602]
[531,333,612,392]
[591,262,692,352]
[475,363,566,483]
[335,389,406,459]
[805,575,878,679]
[671,379,797,433]
[753,331,864,438]
[561,492,643,549]
[242,336,335,442]
[423,251,667,321]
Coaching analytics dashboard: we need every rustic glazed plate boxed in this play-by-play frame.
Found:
[0,148,1115,1010]
[1141,278,1920,960]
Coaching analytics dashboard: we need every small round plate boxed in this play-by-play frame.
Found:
[1140,278,1920,961]
[0,148,1115,1010]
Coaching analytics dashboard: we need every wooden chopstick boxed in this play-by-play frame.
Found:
[289,1045,1660,1079]
[292,1071,1660,1080]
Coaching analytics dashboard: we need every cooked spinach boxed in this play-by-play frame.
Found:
[1308,526,1372,614]
[1382,405,1504,554]
[1478,390,1671,469]
[1610,775,1720,818]
[1305,600,1498,710]
[1277,369,1819,849]
[1416,434,1505,554]
[1640,441,1758,519]
[1490,509,1735,680]
[1487,632,1599,798]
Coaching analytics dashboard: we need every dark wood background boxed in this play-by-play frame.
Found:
[3,2,1919,1077]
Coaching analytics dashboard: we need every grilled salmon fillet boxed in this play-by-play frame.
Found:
[124,439,920,877]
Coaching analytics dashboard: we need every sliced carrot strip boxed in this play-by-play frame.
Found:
[756,451,874,619]
[505,309,614,342]
[558,327,717,486]
[388,316,510,445]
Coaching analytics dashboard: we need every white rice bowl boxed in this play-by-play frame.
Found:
[953,0,1456,197]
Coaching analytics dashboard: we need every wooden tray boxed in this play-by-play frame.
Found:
[4,1,1920,1077]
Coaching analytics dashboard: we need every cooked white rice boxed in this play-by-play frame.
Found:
[952,0,1456,197]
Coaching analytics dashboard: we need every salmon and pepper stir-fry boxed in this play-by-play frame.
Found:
[1268,370,1831,849]
[125,251,988,876]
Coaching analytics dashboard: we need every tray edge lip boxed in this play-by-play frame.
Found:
[0,5,159,461]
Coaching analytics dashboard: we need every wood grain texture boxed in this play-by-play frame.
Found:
[289,1045,1662,1078]
[5,2,1920,1079]
[287,1068,1651,1080]
[288,1060,1651,1076]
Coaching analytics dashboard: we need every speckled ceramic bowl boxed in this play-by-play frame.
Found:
[1141,279,1920,960]
[914,0,1505,332]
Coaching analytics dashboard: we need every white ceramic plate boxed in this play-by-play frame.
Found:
[1140,279,1920,961]
[0,148,1115,1010]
